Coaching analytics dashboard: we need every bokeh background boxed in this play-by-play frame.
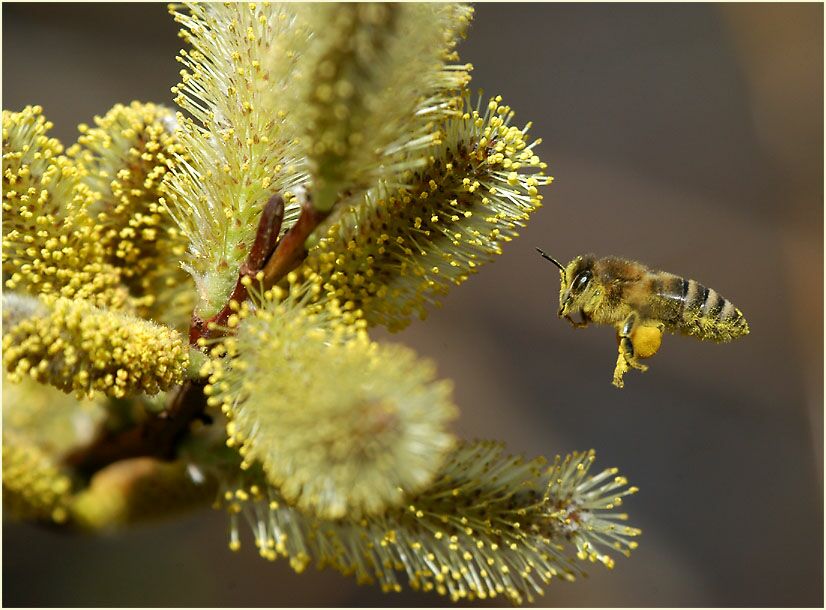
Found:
[2,3,822,607]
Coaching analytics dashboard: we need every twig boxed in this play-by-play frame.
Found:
[64,380,207,478]
[260,194,329,292]
[189,194,285,345]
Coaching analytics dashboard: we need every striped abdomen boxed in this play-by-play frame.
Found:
[654,275,749,342]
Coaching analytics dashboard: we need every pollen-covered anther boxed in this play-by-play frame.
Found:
[68,101,194,327]
[3,296,188,398]
[3,106,128,309]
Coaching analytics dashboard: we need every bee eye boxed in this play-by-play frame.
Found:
[573,271,592,291]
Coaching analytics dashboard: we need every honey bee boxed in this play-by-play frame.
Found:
[536,248,749,388]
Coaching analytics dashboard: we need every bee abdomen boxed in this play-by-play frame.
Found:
[679,278,749,342]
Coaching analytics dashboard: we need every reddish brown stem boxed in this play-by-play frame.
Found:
[188,194,284,346]
[64,380,207,478]
[261,196,329,291]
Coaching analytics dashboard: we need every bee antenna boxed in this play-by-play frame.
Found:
[536,247,567,282]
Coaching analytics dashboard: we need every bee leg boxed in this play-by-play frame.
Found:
[612,350,630,388]
[612,313,649,388]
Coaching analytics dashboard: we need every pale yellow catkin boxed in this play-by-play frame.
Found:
[3,296,189,398]
[220,443,640,604]
[206,275,457,519]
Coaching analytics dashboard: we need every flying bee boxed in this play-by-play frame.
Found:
[536,248,749,388]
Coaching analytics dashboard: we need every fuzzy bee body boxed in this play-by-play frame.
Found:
[537,250,749,388]
[589,260,749,342]
[646,272,748,342]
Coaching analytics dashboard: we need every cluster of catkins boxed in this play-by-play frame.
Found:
[2,3,639,604]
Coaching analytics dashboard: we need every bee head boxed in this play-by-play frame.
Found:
[537,251,599,327]
[559,254,599,324]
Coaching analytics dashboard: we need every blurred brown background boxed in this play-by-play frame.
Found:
[2,3,822,607]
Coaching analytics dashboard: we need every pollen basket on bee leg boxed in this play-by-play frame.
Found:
[630,325,663,359]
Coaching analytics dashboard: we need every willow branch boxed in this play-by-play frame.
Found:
[63,380,208,478]
[260,195,329,291]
